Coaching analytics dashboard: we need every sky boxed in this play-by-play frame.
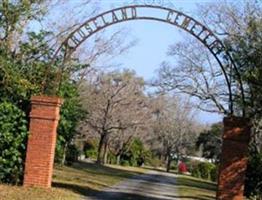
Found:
[98,0,224,124]
[35,0,225,124]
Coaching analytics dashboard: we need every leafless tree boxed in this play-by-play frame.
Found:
[151,95,198,172]
[154,38,229,115]
[79,70,148,164]
[196,0,262,152]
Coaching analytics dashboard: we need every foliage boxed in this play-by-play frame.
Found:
[220,3,262,197]
[196,123,222,163]
[0,30,59,107]
[145,156,163,168]
[191,162,216,181]
[210,165,218,182]
[228,11,262,197]
[120,138,150,167]
[226,13,262,116]
[65,144,80,165]
[55,81,85,165]
[84,140,98,159]
[58,81,85,143]
[55,135,66,164]
[0,1,45,44]
[1,2,86,167]
[0,1,62,185]
[191,167,201,179]
[107,152,117,164]
[170,161,178,171]
[245,152,262,199]
[0,102,28,184]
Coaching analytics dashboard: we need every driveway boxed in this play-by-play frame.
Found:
[86,170,180,200]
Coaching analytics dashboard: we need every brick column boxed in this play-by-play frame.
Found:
[23,96,63,188]
[216,117,251,200]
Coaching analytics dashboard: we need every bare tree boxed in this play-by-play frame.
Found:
[196,0,262,152]
[154,37,229,115]
[151,95,197,172]
[79,70,148,164]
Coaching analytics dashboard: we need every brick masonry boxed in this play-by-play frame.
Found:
[216,117,251,200]
[23,96,63,188]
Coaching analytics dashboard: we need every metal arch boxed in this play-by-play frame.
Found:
[49,4,246,116]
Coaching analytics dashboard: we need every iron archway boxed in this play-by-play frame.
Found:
[48,4,245,116]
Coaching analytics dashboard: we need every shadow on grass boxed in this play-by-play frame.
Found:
[52,182,94,197]
[52,182,168,200]
[142,166,167,173]
[166,194,215,200]
[175,176,217,192]
[53,161,216,200]
[70,161,144,179]
[53,181,215,200]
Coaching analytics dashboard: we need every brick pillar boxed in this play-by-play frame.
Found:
[23,96,63,188]
[216,117,251,200]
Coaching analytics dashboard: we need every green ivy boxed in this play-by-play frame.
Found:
[0,102,28,184]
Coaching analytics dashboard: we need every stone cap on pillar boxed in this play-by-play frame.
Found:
[31,96,63,107]
[30,96,63,121]
[223,116,251,142]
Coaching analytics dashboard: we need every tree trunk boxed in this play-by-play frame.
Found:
[102,139,109,164]
[166,154,172,172]
[166,147,172,172]
[61,143,68,166]
[97,134,106,164]
[116,154,121,165]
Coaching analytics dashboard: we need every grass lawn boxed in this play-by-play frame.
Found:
[0,162,217,200]
[175,174,217,200]
[0,161,146,200]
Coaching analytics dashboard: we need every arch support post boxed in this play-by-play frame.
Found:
[23,96,63,188]
[216,117,251,200]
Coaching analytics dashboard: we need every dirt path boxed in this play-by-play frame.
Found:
[86,170,180,200]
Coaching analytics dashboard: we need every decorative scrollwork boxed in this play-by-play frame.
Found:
[47,4,245,115]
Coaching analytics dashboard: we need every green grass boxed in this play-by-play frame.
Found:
[0,162,217,200]
[0,161,146,200]
[175,174,217,200]
[52,161,147,197]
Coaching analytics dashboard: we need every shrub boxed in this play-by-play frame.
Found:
[198,162,213,179]
[145,157,162,168]
[107,152,117,164]
[186,160,199,173]
[85,149,97,159]
[66,144,80,165]
[170,161,178,171]
[210,165,218,182]
[192,167,201,178]
[244,152,262,199]
[191,161,216,181]
[120,160,130,166]
[55,135,66,164]
[0,102,28,184]
[120,138,148,167]
[84,140,98,159]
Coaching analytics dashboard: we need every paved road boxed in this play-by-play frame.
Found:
[86,170,180,200]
